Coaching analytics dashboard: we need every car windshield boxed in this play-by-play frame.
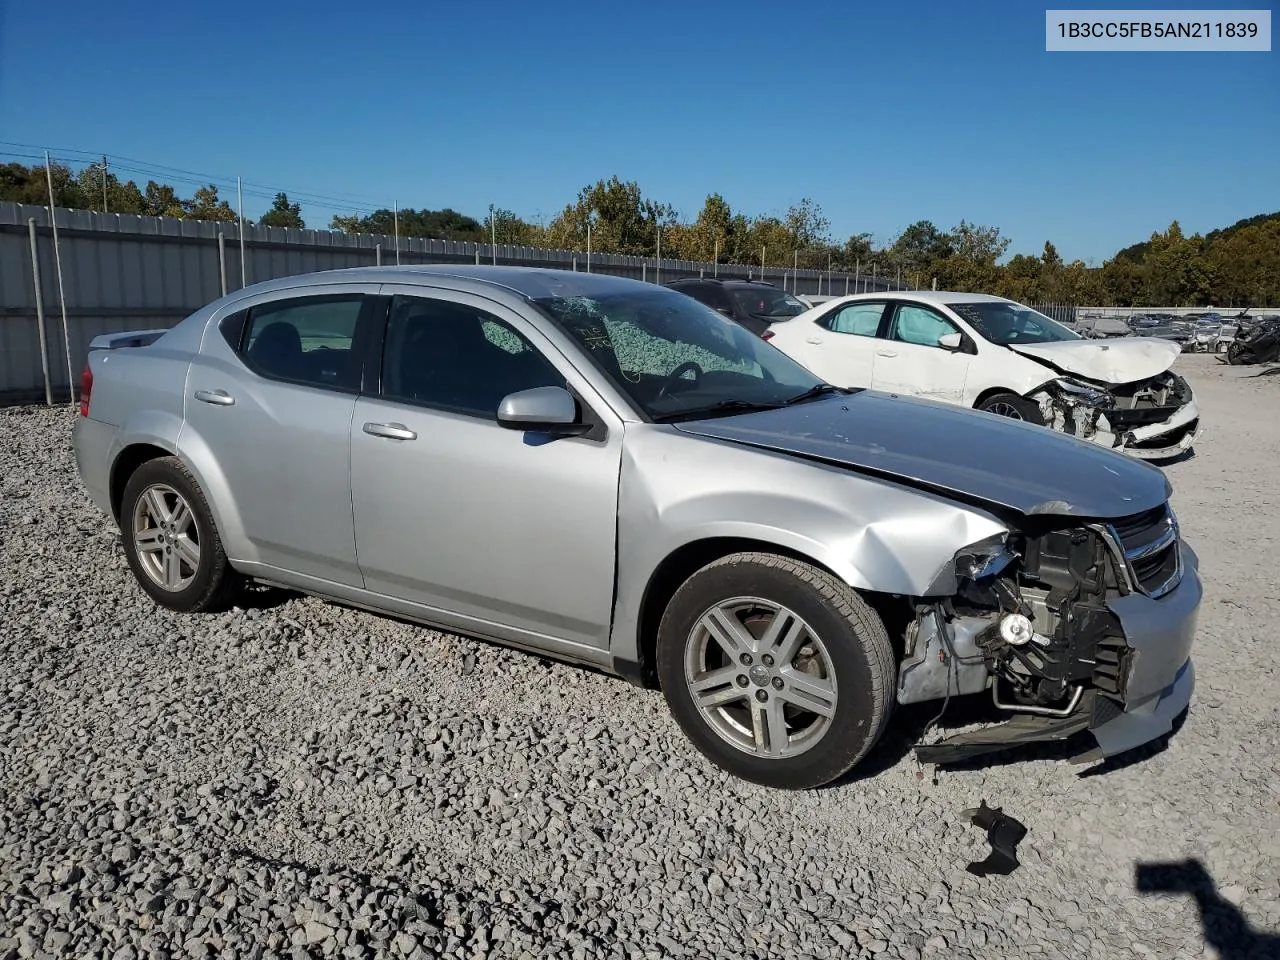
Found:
[531,288,827,422]
[946,301,1082,346]
[729,286,809,318]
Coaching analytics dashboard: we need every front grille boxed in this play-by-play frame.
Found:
[1107,503,1182,598]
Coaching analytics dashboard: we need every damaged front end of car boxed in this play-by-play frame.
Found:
[1027,371,1200,460]
[901,503,1199,767]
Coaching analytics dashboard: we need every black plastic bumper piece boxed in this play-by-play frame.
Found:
[913,710,1094,765]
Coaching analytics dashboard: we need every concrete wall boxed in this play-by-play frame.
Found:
[0,201,907,402]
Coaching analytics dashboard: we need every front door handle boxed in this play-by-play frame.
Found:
[806,337,823,344]
[194,389,235,406]
[363,421,417,441]
[876,350,898,358]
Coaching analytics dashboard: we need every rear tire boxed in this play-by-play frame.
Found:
[976,391,1045,425]
[656,552,895,789]
[119,456,242,613]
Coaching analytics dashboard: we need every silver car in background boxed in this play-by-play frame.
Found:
[72,266,1200,788]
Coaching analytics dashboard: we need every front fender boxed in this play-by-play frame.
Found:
[608,425,1008,667]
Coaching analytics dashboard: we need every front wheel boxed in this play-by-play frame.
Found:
[656,552,895,789]
[976,391,1045,425]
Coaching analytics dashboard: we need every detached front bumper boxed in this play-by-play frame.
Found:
[915,542,1201,767]
[1114,397,1201,460]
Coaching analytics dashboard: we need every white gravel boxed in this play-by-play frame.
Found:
[2,353,1278,960]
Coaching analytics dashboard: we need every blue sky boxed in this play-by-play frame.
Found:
[0,0,1275,262]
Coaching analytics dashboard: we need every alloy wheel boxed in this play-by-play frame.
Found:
[986,401,1025,420]
[683,597,838,759]
[132,483,201,592]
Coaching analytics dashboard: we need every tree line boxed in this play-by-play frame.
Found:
[2,161,1275,307]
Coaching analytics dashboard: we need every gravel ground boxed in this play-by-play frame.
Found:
[2,353,1278,960]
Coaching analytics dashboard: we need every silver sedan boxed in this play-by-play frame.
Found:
[73,266,1200,788]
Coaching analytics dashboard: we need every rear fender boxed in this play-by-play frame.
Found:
[110,409,250,562]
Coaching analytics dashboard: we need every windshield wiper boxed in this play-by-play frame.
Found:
[782,383,849,405]
[653,399,784,423]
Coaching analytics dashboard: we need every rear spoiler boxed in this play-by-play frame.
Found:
[87,328,170,352]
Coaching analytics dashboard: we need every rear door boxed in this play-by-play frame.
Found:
[184,285,383,586]
[774,300,888,388]
[871,301,973,404]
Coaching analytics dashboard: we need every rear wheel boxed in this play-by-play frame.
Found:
[656,552,895,789]
[120,456,242,612]
[977,391,1045,425]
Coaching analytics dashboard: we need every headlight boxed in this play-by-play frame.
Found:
[954,533,1017,580]
[1052,378,1112,406]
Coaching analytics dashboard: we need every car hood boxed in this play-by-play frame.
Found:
[1005,337,1181,385]
[672,391,1170,519]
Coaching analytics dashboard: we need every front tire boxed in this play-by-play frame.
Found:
[656,552,895,789]
[120,456,242,612]
[976,391,1045,425]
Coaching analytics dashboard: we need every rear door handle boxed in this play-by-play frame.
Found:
[876,350,898,358]
[363,421,417,441]
[194,389,235,406]
[805,337,823,344]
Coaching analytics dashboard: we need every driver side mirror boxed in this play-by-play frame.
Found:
[496,386,590,435]
[938,332,964,351]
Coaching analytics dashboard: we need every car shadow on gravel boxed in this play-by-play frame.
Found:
[1135,859,1280,960]
[234,582,299,611]
[1148,447,1199,466]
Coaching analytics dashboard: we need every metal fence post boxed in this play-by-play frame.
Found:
[27,218,53,406]
[217,233,228,296]
[43,155,75,406]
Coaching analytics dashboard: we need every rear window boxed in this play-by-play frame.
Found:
[729,287,808,319]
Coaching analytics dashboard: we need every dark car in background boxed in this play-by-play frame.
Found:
[665,278,809,337]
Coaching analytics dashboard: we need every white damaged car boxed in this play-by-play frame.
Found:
[765,292,1200,459]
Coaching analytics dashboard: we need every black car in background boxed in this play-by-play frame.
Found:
[665,277,809,336]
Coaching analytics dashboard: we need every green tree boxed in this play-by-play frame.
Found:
[546,176,675,256]
[142,181,185,218]
[0,160,86,207]
[1100,256,1143,306]
[997,253,1043,302]
[929,221,1009,290]
[258,192,305,229]
[74,162,146,214]
[742,216,793,268]
[669,193,749,263]
[482,207,543,245]
[184,184,239,222]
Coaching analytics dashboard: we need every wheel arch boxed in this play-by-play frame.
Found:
[972,385,1034,409]
[631,536,913,691]
[109,442,176,520]
[108,428,247,561]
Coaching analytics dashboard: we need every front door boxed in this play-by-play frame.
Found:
[871,302,973,404]
[350,289,623,651]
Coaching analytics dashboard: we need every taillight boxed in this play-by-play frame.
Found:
[761,330,775,341]
[79,363,93,417]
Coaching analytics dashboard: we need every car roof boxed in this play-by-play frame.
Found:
[668,277,777,288]
[225,264,665,302]
[813,290,1016,307]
